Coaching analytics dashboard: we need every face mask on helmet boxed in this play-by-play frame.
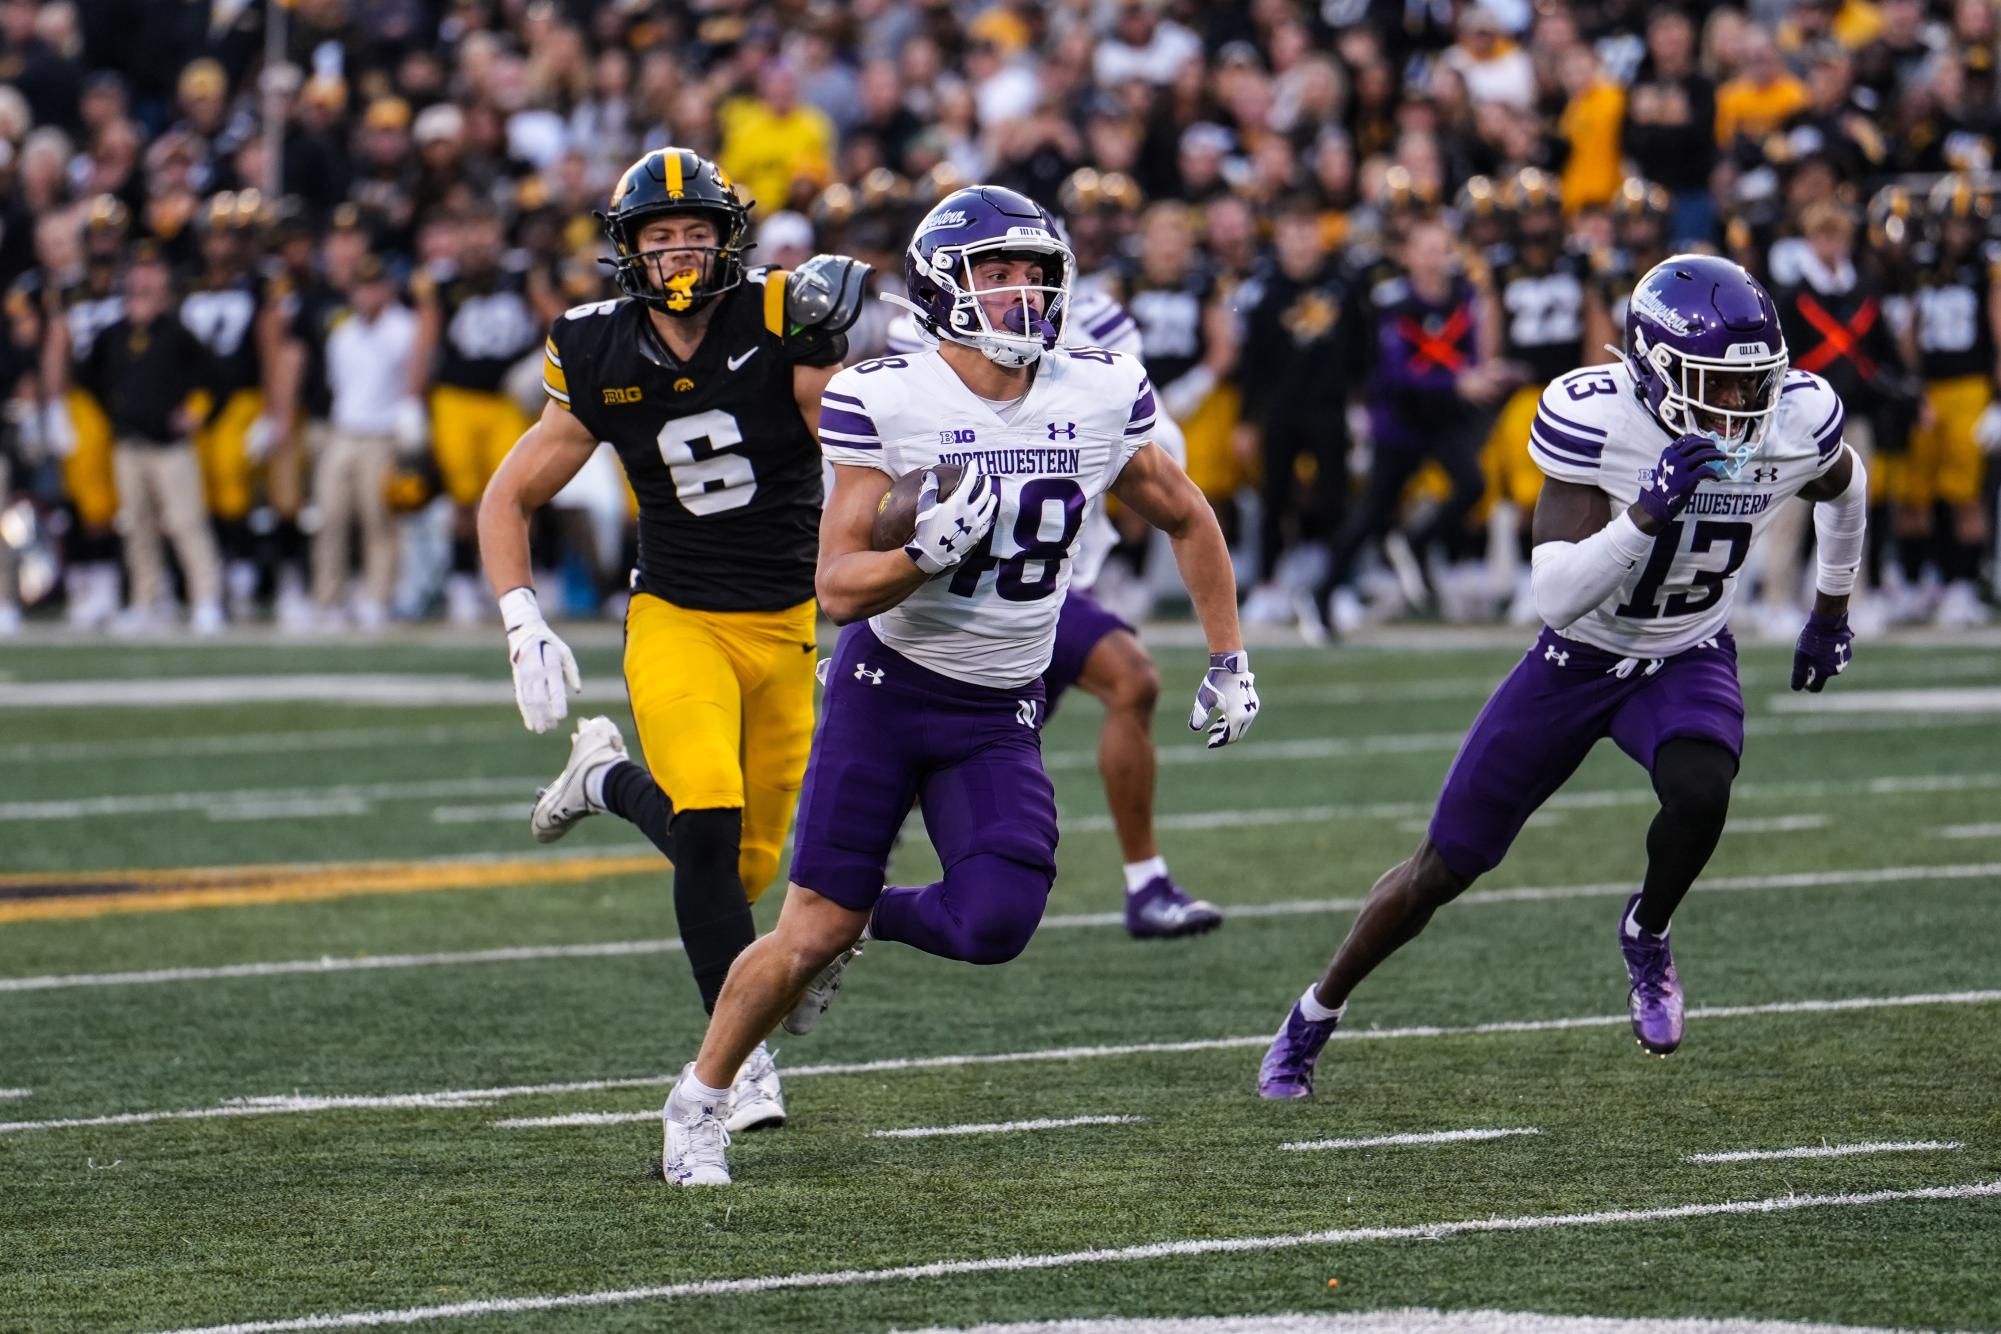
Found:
[926,239,1072,369]
[1636,330,1786,478]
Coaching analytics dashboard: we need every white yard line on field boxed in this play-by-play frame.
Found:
[6,989,1999,1139]
[0,1088,29,1100]
[0,674,633,711]
[1937,822,2001,839]
[1280,1127,1542,1152]
[7,862,1998,995]
[869,1115,1145,1140]
[1682,1140,1964,1164]
[1721,814,1829,834]
[0,723,508,765]
[890,1310,1988,1334]
[1765,687,2001,714]
[140,1180,2001,1334]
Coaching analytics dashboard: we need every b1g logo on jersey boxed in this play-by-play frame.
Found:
[603,386,644,405]
[939,428,977,445]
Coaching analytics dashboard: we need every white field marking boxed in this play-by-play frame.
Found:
[0,674,632,711]
[1767,686,2001,714]
[206,796,374,823]
[140,1181,2001,1334]
[9,988,2001,1140]
[9,861,1998,996]
[1682,1139,1964,1164]
[0,939,684,994]
[473,989,2001,1132]
[1938,822,2001,839]
[0,723,506,765]
[1721,814,1829,834]
[0,774,537,822]
[0,1088,30,1100]
[430,803,533,825]
[869,1115,1145,1140]
[889,1311,1974,1334]
[1280,1126,1542,1152]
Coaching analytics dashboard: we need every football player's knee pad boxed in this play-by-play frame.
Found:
[940,852,1052,965]
[1650,738,1736,824]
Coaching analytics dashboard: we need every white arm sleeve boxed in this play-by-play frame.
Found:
[1812,445,1868,596]
[1529,509,1655,630]
[1158,363,1217,421]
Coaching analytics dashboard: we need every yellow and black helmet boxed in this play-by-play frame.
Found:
[1501,166,1561,215]
[596,147,752,317]
[83,193,130,238]
[1927,173,1989,225]
[1866,183,1914,247]
[1454,174,1501,221]
[1380,165,1438,218]
[1058,166,1144,219]
[1611,176,1670,222]
[915,162,970,205]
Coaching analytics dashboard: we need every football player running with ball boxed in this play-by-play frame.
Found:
[1260,255,1867,1099]
[477,149,870,1133]
[660,186,1259,1185]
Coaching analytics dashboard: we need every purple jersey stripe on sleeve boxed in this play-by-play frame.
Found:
[1537,402,1609,437]
[1088,310,1136,340]
[820,433,881,450]
[1531,417,1605,458]
[819,406,879,438]
[1530,435,1598,472]
[823,390,867,408]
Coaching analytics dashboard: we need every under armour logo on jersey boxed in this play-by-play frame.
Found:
[1016,699,1039,727]
[1749,465,1780,484]
[1046,421,1077,440]
[854,664,885,685]
[1544,646,1569,666]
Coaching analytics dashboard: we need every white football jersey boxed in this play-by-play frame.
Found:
[882,286,1178,590]
[1530,360,1847,657]
[820,346,1156,688]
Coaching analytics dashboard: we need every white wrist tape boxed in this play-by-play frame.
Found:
[498,586,542,632]
[1813,447,1868,597]
[1529,510,1654,630]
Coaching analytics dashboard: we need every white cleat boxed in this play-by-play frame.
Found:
[782,943,861,1036]
[724,1042,786,1133]
[530,716,627,844]
[661,1066,731,1186]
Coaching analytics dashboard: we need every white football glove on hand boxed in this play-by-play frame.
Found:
[1188,650,1259,749]
[499,587,580,734]
[394,397,430,454]
[905,457,999,574]
[1976,403,2001,454]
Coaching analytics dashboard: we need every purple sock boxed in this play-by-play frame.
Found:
[869,854,1052,965]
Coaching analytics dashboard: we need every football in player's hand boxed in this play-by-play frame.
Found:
[871,463,965,551]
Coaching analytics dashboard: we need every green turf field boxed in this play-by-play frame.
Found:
[2,627,1998,1334]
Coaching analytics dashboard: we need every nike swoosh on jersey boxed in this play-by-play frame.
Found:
[727,347,759,371]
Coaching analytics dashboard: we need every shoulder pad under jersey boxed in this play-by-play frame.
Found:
[783,254,874,338]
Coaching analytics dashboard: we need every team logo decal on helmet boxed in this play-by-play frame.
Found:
[597,148,752,317]
[888,185,1074,370]
[1623,254,1790,479]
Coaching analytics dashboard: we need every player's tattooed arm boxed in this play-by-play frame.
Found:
[815,463,927,623]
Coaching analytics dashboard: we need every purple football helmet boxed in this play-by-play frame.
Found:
[1625,254,1789,478]
[900,186,1073,369]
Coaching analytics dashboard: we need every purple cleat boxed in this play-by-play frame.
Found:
[1257,1001,1339,1100]
[1124,876,1223,939]
[1619,892,1685,1056]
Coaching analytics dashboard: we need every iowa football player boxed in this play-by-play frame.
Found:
[477,148,869,1129]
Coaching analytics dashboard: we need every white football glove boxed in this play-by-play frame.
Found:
[245,416,281,463]
[394,396,430,454]
[499,587,580,734]
[1188,650,1259,749]
[1976,403,2001,454]
[905,457,1000,574]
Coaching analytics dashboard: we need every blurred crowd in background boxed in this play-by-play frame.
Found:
[0,0,1996,640]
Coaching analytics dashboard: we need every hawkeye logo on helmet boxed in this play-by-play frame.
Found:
[1631,286,1693,337]
[917,210,970,236]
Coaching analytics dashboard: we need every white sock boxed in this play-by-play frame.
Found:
[1623,899,1667,940]
[1298,986,1345,1024]
[583,759,616,811]
[1123,856,1168,894]
[677,1068,731,1107]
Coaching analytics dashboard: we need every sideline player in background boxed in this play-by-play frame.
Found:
[476,148,869,1133]
[660,186,1258,1185]
[882,241,1222,939]
[1260,255,1866,1099]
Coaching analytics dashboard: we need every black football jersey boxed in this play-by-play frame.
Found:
[1116,264,1214,390]
[1489,244,1588,385]
[545,268,842,612]
[1910,242,2001,382]
[421,254,542,393]
[180,274,264,397]
[278,274,347,420]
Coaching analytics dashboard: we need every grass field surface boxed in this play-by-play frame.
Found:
[2,627,1998,1334]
